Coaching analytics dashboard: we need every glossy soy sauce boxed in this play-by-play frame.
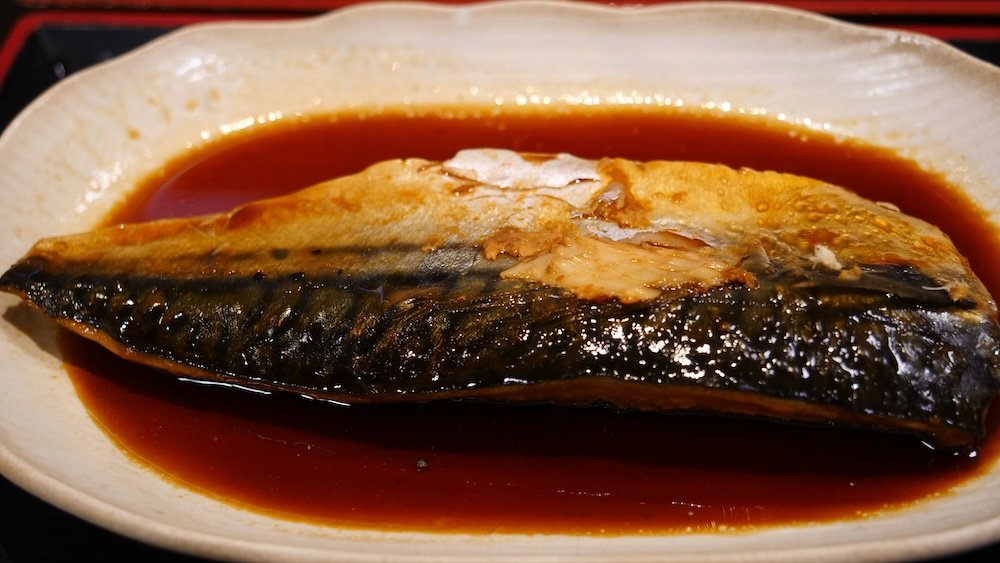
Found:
[61,106,1000,534]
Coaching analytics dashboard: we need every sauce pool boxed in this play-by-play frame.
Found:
[61,106,1000,534]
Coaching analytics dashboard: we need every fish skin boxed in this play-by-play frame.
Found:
[2,150,998,446]
[5,252,998,446]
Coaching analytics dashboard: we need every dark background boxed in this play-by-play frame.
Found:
[1,1,999,561]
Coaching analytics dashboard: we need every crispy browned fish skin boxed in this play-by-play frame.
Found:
[2,154,998,446]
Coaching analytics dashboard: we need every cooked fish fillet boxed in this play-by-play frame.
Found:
[2,149,998,446]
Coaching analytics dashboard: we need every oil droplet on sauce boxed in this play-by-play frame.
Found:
[62,106,1000,534]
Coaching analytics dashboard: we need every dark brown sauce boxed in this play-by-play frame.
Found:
[61,106,1000,534]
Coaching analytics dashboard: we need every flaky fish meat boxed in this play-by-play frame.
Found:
[2,149,998,446]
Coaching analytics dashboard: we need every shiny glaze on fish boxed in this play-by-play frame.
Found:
[3,149,998,447]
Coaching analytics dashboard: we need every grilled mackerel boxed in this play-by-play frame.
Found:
[2,149,998,446]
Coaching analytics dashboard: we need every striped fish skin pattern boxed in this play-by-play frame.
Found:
[2,150,998,446]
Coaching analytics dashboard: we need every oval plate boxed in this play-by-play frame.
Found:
[1,1,998,561]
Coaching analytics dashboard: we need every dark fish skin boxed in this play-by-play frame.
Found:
[3,247,998,447]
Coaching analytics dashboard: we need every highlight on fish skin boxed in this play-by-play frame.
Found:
[1,149,998,447]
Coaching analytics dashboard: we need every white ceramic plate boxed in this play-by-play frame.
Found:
[1,1,999,561]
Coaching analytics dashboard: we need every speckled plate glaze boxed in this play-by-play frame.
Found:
[1,1,999,561]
